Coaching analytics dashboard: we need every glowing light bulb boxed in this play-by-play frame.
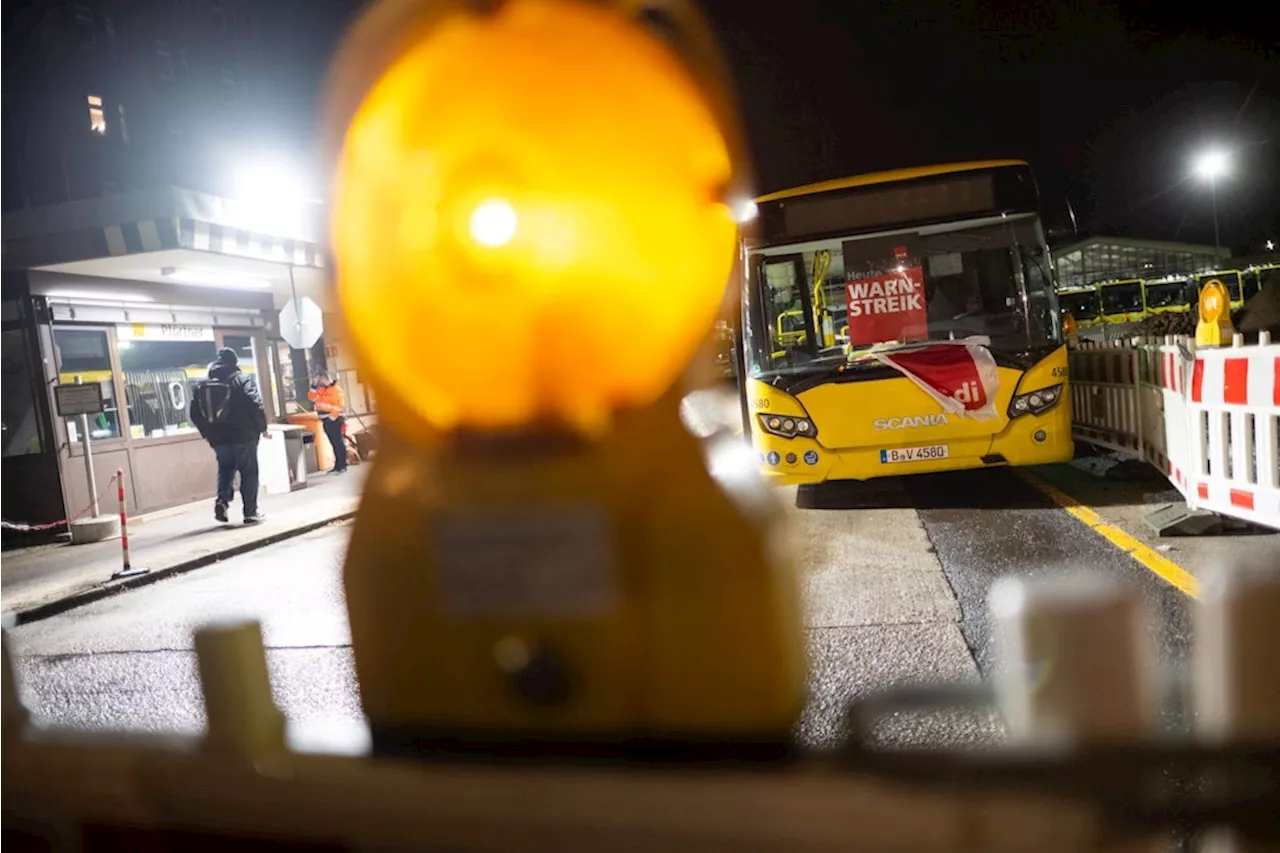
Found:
[469,199,517,247]
[331,0,736,434]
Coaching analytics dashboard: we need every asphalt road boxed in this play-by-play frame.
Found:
[7,464,1210,749]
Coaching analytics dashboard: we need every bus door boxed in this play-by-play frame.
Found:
[754,254,818,365]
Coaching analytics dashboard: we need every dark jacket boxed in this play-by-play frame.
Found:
[190,355,268,447]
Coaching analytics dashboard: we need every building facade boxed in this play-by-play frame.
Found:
[1052,236,1229,291]
[3,0,361,210]
[2,0,371,533]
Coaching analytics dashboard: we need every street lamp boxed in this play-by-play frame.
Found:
[1192,148,1230,258]
[231,156,316,206]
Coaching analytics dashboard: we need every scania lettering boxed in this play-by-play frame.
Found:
[874,414,949,430]
[739,160,1073,484]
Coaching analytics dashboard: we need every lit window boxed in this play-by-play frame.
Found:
[117,328,218,440]
[87,94,106,134]
[53,328,122,442]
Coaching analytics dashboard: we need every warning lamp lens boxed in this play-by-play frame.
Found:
[469,199,518,247]
[330,0,737,434]
[1199,281,1226,322]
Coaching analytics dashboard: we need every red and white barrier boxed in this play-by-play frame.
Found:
[1136,337,1193,497]
[1185,334,1279,529]
[1070,332,1280,531]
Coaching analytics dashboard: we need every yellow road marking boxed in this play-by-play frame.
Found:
[1015,469,1201,600]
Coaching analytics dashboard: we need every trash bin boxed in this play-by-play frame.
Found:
[280,425,308,491]
[258,425,309,494]
[304,434,319,474]
[287,412,335,472]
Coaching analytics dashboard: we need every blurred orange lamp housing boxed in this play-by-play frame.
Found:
[329,0,738,436]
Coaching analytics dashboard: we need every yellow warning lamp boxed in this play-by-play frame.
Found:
[324,0,804,753]
[1195,278,1235,347]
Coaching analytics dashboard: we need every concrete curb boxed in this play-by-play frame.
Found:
[7,511,358,627]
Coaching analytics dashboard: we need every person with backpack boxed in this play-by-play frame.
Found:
[189,347,269,524]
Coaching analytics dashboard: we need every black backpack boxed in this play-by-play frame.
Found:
[194,378,235,424]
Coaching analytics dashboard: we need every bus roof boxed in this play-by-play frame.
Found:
[755,160,1030,204]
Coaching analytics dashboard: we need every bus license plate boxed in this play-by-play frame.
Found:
[880,444,949,464]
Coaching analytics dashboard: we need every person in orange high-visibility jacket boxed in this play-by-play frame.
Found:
[308,372,348,474]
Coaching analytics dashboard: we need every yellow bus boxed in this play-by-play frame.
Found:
[1143,275,1195,315]
[1193,270,1245,311]
[739,160,1072,484]
[1097,278,1146,324]
[1057,284,1101,328]
[1242,263,1278,303]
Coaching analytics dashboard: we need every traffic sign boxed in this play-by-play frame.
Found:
[54,382,104,417]
[278,297,323,349]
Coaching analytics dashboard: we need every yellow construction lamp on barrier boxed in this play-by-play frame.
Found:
[1195,278,1235,347]
[322,0,804,757]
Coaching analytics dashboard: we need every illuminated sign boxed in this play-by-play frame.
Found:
[116,324,215,342]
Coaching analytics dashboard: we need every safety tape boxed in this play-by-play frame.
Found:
[1,473,121,532]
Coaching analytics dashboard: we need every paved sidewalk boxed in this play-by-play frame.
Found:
[2,465,366,621]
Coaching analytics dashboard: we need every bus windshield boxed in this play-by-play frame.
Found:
[1196,271,1241,302]
[745,215,1060,377]
[1100,281,1143,316]
[1145,279,1191,309]
[1059,289,1100,322]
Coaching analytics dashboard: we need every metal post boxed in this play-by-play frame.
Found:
[1210,176,1221,258]
[75,376,100,518]
[118,471,130,573]
[110,468,148,580]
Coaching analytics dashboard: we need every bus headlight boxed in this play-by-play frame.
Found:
[1008,384,1063,419]
[758,413,816,439]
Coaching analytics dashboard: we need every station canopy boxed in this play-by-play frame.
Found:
[1053,236,1228,290]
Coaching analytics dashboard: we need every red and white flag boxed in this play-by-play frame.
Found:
[872,337,1000,421]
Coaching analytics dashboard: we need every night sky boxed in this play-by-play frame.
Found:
[298,2,1277,253]
[701,1,1278,252]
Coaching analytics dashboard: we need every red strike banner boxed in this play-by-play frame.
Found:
[873,339,1000,421]
[845,266,927,347]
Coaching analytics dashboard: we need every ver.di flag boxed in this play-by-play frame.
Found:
[872,337,1000,421]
